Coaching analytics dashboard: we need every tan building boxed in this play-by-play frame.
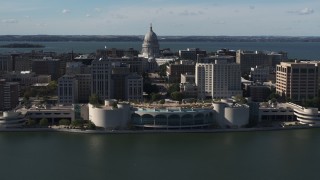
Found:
[276,61,320,102]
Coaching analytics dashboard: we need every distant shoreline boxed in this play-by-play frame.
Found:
[0,35,320,42]
[0,43,45,48]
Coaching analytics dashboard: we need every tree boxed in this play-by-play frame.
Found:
[71,119,83,128]
[26,119,37,127]
[39,118,49,127]
[158,63,168,78]
[59,119,71,126]
[159,99,165,104]
[143,82,159,95]
[171,91,183,101]
[151,93,161,102]
[47,81,58,95]
[89,94,101,106]
[86,121,96,130]
[167,83,180,96]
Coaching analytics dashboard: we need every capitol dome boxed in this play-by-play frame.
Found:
[141,24,160,58]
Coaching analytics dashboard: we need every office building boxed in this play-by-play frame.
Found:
[0,79,19,111]
[276,61,319,102]
[91,58,112,100]
[196,60,242,99]
[58,75,78,104]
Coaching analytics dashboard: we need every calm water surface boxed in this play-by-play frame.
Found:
[1,129,320,180]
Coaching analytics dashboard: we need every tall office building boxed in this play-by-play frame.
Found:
[141,24,160,58]
[196,60,242,99]
[91,58,112,100]
[276,61,319,102]
[58,75,78,104]
[0,54,13,73]
[0,79,19,111]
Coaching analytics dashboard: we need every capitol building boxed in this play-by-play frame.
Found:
[141,24,160,58]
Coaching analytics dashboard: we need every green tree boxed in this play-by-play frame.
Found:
[167,83,180,96]
[71,119,83,127]
[86,121,96,130]
[171,91,183,101]
[39,118,49,127]
[47,81,58,95]
[26,119,37,127]
[151,93,161,102]
[59,119,71,126]
[159,99,165,104]
[89,94,101,106]
[158,63,168,78]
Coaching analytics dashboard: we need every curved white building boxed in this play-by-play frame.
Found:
[212,99,249,128]
[131,108,214,129]
[0,111,26,128]
[89,100,131,130]
[287,103,320,125]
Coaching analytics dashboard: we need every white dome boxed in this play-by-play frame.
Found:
[143,25,159,46]
[141,24,160,58]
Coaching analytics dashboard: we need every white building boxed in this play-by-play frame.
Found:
[141,24,160,58]
[196,60,242,99]
[58,75,78,104]
[212,99,249,128]
[89,100,131,130]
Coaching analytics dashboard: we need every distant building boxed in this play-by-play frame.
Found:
[276,61,319,102]
[166,60,195,83]
[250,66,269,82]
[141,25,160,58]
[65,62,91,75]
[236,50,287,74]
[179,48,206,61]
[1,71,51,90]
[0,54,13,73]
[32,57,65,80]
[200,55,235,63]
[96,48,139,58]
[196,60,242,99]
[0,79,19,111]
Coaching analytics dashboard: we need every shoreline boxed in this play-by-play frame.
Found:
[0,125,319,134]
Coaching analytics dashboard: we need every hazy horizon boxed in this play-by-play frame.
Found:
[1,0,319,36]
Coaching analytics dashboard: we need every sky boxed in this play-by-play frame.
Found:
[0,0,319,36]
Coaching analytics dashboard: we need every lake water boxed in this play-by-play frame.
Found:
[0,41,320,59]
[1,129,320,180]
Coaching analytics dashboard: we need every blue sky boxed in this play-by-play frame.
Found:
[0,0,319,36]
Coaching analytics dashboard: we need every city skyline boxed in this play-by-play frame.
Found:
[0,0,319,36]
